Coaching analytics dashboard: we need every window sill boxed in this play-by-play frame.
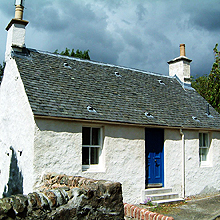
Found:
[82,165,105,173]
[200,162,212,167]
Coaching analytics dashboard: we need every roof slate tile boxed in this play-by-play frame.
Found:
[14,49,220,129]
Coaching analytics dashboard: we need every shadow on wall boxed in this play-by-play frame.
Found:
[3,146,23,197]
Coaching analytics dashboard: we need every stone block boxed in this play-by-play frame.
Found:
[0,175,124,219]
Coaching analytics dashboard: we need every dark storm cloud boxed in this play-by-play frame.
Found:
[26,1,98,32]
[23,0,122,65]
[30,7,68,32]
[136,3,147,21]
[95,0,123,10]
[122,20,131,25]
[182,0,220,32]
[120,30,143,51]
[0,0,219,77]
[191,9,220,32]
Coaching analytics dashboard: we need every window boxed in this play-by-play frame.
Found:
[199,133,209,165]
[82,127,102,170]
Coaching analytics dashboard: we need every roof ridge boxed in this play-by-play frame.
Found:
[28,48,173,79]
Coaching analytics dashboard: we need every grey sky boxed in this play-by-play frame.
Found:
[0,0,219,77]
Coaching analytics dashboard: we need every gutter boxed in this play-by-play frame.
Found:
[34,115,220,131]
[180,129,185,198]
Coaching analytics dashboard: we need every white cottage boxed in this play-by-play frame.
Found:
[1,3,220,204]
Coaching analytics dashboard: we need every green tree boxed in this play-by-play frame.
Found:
[191,44,220,113]
[60,48,71,56]
[54,48,90,60]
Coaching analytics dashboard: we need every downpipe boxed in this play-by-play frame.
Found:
[180,129,185,198]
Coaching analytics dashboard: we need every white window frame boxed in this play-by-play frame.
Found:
[82,126,104,172]
[199,132,210,166]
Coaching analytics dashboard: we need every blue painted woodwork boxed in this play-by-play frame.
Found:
[145,128,164,186]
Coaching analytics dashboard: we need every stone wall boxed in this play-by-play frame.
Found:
[0,175,124,219]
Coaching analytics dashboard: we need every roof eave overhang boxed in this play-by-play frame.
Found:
[34,114,220,131]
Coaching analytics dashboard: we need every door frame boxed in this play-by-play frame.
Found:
[145,127,164,188]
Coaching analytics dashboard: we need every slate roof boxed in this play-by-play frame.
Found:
[13,48,220,129]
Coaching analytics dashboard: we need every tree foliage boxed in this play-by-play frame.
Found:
[54,48,90,60]
[191,44,220,113]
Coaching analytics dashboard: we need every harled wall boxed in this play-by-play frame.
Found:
[165,129,220,198]
[34,118,220,203]
[184,130,220,196]
[34,118,145,204]
[0,58,35,197]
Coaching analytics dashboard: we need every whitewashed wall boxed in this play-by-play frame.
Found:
[0,58,35,197]
[33,119,82,188]
[184,130,220,196]
[34,119,220,203]
[165,129,220,198]
[34,119,145,204]
[164,129,182,195]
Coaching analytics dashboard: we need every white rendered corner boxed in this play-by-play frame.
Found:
[0,58,35,197]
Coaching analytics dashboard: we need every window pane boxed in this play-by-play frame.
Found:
[199,148,208,162]
[199,133,202,147]
[91,147,99,164]
[199,133,208,147]
[204,133,208,147]
[82,127,90,145]
[82,147,90,165]
[92,128,100,145]
[202,148,208,161]
[202,134,206,146]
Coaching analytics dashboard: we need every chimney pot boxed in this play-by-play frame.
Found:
[15,5,24,20]
[180,44,185,56]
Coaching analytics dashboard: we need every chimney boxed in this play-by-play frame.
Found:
[180,44,185,56]
[168,44,192,85]
[5,0,29,61]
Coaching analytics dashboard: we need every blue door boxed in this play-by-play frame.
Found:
[145,128,164,187]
